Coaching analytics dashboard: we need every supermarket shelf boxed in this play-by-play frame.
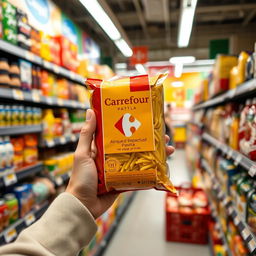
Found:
[193,79,256,110]
[40,133,79,148]
[202,159,256,255]
[209,203,232,256]
[0,201,49,245]
[0,87,88,110]
[93,192,136,256]
[0,125,43,136]
[202,132,256,178]
[0,39,85,85]
[0,162,43,188]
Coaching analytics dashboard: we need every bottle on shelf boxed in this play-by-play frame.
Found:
[4,136,14,170]
[42,109,55,141]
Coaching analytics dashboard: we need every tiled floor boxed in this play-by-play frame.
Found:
[104,150,210,256]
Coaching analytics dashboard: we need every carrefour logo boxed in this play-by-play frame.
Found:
[25,0,50,24]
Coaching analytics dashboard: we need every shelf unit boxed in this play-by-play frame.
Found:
[209,203,232,256]
[92,192,136,256]
[0,87,88,110]
[0,39,85,85]
[0,200,49,245]
[0,125,43,136]
[202,132,256,178]
[0,162,43,188]
[193,79,256,110]
[40,133,79,148]
[201,159,256,255]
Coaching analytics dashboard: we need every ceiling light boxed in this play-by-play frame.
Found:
[115,39,133,57]
[79,0,121,41]
[135,64,146,74]
[169,56,196,64]
[178,0,198,48]
[171,81,184,87]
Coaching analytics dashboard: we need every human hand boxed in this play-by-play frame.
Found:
[66,109,175,219]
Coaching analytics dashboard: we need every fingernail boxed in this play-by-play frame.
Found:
[86,110,92,121]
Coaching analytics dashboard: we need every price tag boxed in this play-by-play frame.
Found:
[4,228,17,243]
[223,147,228,155]
[53,65,60,74]
[60,137,66,144]
[234,216,239,225]
[71,101,77,108]
[241,228,250,240]
[223,197,229,206]
[57,98,64,106]
[70,72,75,80]
[46,140,54,147]
[71,134,77,142]
[46,97,53,105]
[227,150,233,159]
[248,239,256,253]
[3,172,17,186]
[234,154,242,166]
[44,60,51,69]
[228,88,236,99]
[25,51,35,62]
[249,165,256,177]
[12,89,24,100]
[32,90,40,102]
[228,206,233,215]
[25,213,36,226]
[55,176,63,186]
[218,190,224,199]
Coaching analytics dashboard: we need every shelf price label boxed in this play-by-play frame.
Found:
[57,98,64,106]
[234,216,240,225]
[71,134,77,142]
[59,137,66,144]
[70,72,75,80]
[4,228,17,243]
[241,228,250,240]
[12,89,24,101]
[44,60,52,69]
[3,172,17,187]
[53,65,60,74]
[234,154,242,166]
[25,51,35,62]
[46,97,53,105]
[248,239,256,253]
[46,140,54,147]
[25,213,36,226]
[227,150,233,159]
[249,165,256,177]
[32,90,40,102]
[55,176,63,186]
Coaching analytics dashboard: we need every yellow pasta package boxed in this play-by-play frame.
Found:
[85,74,176,195]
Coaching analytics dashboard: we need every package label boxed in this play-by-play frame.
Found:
[101,76,155,154]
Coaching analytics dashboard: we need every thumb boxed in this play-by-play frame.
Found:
[76,109,96,158]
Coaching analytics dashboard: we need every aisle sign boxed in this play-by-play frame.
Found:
[130,46,148,65]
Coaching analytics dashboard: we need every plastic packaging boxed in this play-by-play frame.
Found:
[86,74,176,195]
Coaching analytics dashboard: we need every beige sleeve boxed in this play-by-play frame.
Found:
[0,192,97,256]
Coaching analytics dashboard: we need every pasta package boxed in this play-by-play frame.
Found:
[86,74,176,195]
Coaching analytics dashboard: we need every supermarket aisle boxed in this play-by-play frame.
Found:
[104,150,210,256]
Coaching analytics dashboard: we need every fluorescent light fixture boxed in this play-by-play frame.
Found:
[178,0,198,48]
[115,63,127,69]
[79,0,121,41]
[174,63,183,78]
[171,81,184,87]
[115,39,133,57]
[170,56,195,64]
[135,64,146,74]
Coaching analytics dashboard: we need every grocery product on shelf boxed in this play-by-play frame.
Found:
[4,136,14,169]
[69,110,85,133]
[87,74,176,195]
[42,109,55,141]
[19,60,32,91]
[0,198,9,231]
[0,57,10,87]
[23,134,38,166]
[44,152,73,178]
[4,193,18,225]
[247,189,256,235]
[1,0,17,45]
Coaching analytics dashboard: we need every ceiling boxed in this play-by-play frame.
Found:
[53,0,256,63]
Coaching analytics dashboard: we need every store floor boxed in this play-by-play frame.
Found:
[104,150,210,256]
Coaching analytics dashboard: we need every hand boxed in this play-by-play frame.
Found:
[66,109,175,219]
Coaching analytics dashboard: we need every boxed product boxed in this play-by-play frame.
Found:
[1,0,17,45]
[86,74,176,195]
